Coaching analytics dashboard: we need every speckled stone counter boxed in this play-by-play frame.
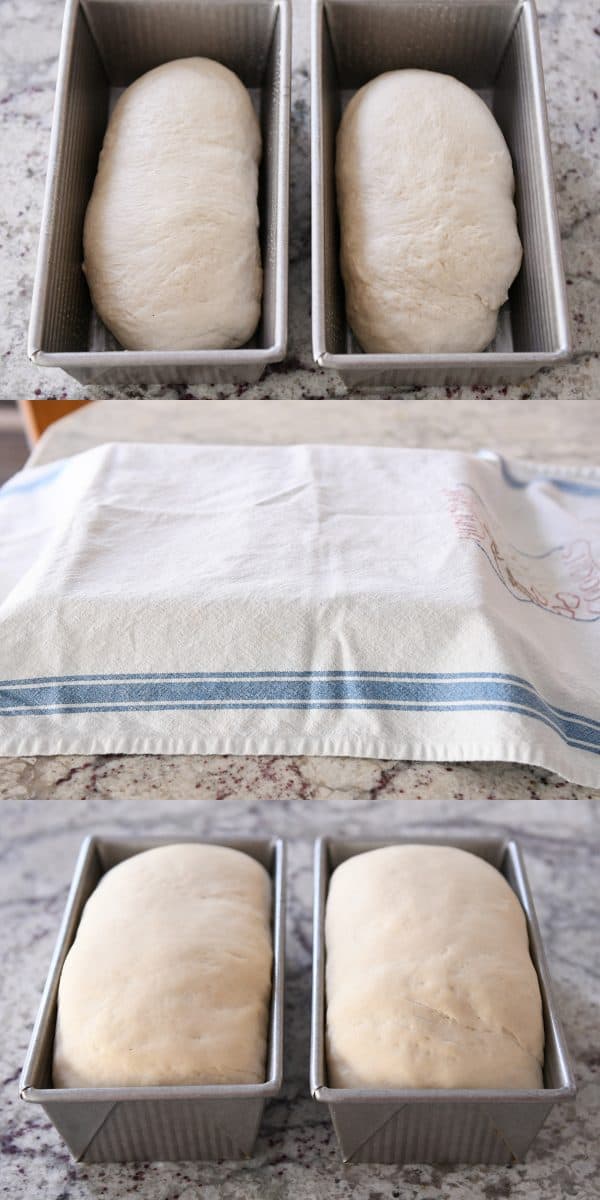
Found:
[1,793,599,1199]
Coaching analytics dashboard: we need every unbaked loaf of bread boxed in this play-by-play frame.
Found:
[325,844,544,1089]
[336,69,522,353]
[83,57,262,351]
[53,843,272,1087]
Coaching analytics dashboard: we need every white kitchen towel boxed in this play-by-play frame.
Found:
[1,442,599,784]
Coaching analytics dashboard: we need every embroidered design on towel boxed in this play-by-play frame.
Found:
[447,484,600,622]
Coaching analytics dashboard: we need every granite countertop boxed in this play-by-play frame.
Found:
[1,793,599,1200]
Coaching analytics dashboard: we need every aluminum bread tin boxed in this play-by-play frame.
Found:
[311,0,571,388]
[310,835,575,1164]
[29,0,290,386]
[20,834,286,1162]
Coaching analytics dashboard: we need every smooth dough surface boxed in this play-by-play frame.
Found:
[325,845,544,1089]
[83,57,262,351]
[336,69,523,353]
[53,843,272,1087]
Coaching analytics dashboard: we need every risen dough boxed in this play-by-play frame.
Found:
[325,845,544,1089]
[83,58,262,351]
[336,69,523,353]
[53,843,272,1087]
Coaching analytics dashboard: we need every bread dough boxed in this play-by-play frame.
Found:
[83,58,262,351]
[53,843,272,1087]
[336,69,522,353]
[325,845,544,1089]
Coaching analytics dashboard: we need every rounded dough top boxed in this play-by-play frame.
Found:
[53,843,272,1088]
[336,69,523,353]
[325,844,544,1090]
[83,57,262,351]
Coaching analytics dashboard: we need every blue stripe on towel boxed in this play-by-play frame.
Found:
[0,671,598,756]
[0,460,67,499]
[496,455,600,497]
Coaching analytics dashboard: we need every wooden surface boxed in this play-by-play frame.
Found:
[18,397,91,446]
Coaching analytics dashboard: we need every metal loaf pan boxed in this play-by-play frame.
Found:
[310,835,575,1164]
[311,0,571,388]
[20,834,286,1162]
[29,0,291,386]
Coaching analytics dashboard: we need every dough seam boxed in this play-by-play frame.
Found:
[406,998,541,1065]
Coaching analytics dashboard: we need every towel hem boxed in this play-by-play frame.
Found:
[0,736,597,789]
